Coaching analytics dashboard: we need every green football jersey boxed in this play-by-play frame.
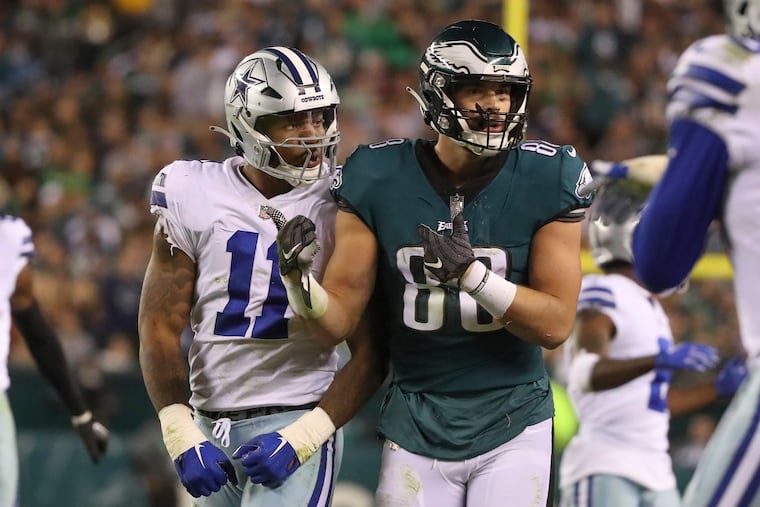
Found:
[334,138,593,460]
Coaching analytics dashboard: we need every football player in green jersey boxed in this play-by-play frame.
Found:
[259,20,594,506]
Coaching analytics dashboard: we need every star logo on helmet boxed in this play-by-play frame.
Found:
[229,59,266,106]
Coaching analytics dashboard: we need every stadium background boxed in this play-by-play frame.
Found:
[0,0,741,505]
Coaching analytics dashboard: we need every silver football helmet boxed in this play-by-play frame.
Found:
[725,0,760,39]
[588,181,647,268]
[211,47,340,186]
[407,20,531,157]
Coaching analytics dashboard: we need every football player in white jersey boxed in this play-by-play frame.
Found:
[138,47,386,506]
[630,1,760,505]
[560,181,747,507]
[1,214,109,506]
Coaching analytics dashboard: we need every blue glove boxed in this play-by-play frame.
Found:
[655,337,719,372]
[716,355,748,397]
[174,442,237,498]
[232,432,300,488]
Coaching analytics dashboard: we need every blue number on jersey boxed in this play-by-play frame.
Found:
[648,368,672,412]
[213,231,289,339]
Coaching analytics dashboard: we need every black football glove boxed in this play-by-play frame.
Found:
[73,413,109,463]
[275,215,321,278]
[417,213,476,286]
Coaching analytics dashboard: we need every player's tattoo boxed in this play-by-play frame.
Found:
[139,224,197,406]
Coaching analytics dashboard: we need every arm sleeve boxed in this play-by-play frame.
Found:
[12,302,88,416]
[632,118,729,293]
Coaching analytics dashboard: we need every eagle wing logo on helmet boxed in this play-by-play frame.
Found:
[427,41,490,74]
[228,59,267,107]
[427,40,518,75]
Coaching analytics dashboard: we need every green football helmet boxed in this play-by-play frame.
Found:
[408,20,531,157]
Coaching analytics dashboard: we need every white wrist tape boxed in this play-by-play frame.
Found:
[459,261,517,319]
[71,411,93,426]
[279,407,336,464]
[282,272,328,319]
[158,404,207,460]
[568,350,602,392]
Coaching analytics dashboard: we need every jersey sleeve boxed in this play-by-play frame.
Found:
[667,38,744,129]
[331,144,387,228]
[556,145,594,222]
[149,161,199,261]
[633,36,740,293]
[577,275,623,333]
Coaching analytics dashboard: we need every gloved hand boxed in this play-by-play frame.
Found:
[655,337,719,372]
[716,355,748,397]
[262,208,327,318]
[578,160,629,196]
[174,442,237,498]
[590,160,629,179]
[274,214,321,279]
[71,411,109,463]
[232,432,300,488]
[417,213,475,286]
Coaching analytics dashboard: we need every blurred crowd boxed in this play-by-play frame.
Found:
[0,0,738,450]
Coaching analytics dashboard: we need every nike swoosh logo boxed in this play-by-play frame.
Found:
[567,146,576,157]
[193,444,206,467]
[269,437,288,458]
[424,258,443,269]
[282,243,301,261]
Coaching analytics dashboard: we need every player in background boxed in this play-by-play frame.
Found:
[559,181,747,507]
[254,20,594,506]
[138,47,386,506]
[629,0,760,505]
[1,214,109,507]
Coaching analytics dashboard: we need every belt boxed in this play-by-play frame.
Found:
[195,401,318,421]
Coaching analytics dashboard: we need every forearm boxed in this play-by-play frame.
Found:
[138,231,196,412]
[589,357,655,391]
[499,285,575,349]
[459,220,580,348]
[669,384,718,417]
[633,119,728,293]
[13,303,88,416]
[280,310,388,465]
[282,263,375,346]
[316,287,370,345]
[138,324,190,412]
[318,338,388,428]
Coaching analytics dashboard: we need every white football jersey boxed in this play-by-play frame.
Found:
[150,157,339,411]
[668,35,760,359]
[560,273,676,491]
[0,215,34,392]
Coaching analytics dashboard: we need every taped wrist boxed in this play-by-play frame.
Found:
[279,407,336,464]
[71,411,93,426]
[282,272,328,319]
[459,261,517,319]
[568,350,601,392]
[158,404,207,460]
